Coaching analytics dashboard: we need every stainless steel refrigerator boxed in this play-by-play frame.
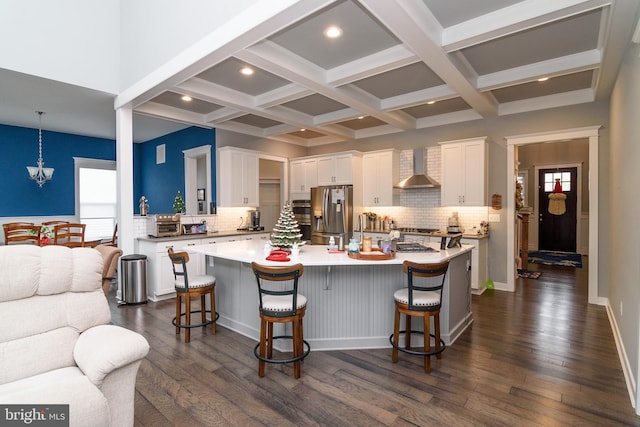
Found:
[310,185,353,245]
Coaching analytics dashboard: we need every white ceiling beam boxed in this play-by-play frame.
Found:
[135,102,212,127]
[477,49,602,91]
[314,108,362,125]
[203,108,246,125]
[498,88,594,116]
[326,45,419,86]
[381,85,456,110]
[255,84,313,109]
[442,0,612,52]
[237,40,416,129]
[361,0,498,117]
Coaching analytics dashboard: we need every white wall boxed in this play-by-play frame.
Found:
[609,42,640,410]
[0,0,120,94]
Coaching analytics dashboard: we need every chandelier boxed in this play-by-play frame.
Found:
[26,111,54,187]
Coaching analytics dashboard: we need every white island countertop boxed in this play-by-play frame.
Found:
[187,239,473,266]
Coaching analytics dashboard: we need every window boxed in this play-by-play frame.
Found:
[517,171,528,207]
[74,158,116,241]
[543,171,571,192]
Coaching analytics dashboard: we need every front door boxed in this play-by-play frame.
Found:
[538,167,577,252]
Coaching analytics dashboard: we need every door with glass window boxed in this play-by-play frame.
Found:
[538,167,577,252]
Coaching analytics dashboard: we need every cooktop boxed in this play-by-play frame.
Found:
[395,242,439,253]
[396,227,439,234]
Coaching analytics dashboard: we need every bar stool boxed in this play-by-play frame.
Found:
[390,260,449,373]
[251,262,310,378]
[168,248,219,343]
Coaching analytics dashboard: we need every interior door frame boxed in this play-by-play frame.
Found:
[506,126,602,305]
[533,163,582,253]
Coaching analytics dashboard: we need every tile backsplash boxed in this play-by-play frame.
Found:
[364,147,488,232]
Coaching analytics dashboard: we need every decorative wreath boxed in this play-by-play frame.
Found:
[548,178,566,215]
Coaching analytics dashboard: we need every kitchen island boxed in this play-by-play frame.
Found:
[188,240,473,351]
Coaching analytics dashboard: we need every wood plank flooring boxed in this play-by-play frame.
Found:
[108,258,640,426]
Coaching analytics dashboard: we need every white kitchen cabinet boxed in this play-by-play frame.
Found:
[289,158,318,199]
[461,236,488,294]
[317,152,360,185]
[217,147,259,207]
[138,233,271,302]
[362,150,399,206]
[138,239,202,302]
[440,137,487,206]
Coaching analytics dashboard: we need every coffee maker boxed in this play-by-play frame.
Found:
[249,209,264,231]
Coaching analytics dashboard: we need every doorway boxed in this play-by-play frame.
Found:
[537,167,578,252]
[506,126,600,305]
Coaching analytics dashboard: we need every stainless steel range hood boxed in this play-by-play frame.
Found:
[394,148,440,189]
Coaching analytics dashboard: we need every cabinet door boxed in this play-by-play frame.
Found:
[243,152,259,206]
[461,142,486,206]
[290,158,318,198]
[362,154,379,205]
[440,144,464,206]
[290,160,306,193]
[334,154,353,184]
[317,156,335,185]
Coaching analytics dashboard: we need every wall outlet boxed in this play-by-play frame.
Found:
[488,213,500,222]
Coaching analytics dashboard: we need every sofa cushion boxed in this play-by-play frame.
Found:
[0,367,110,427]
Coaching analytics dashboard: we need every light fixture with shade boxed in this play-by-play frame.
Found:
[26,111,54,187]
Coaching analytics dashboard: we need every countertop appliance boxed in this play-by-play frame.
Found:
[311,185,353,245]
[151,214,181,237]
[249,209,263,231]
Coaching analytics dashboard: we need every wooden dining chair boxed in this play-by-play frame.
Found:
[3,222,40,245]
[53,223,86,247]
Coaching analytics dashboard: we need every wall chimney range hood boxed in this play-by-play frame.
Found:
[394,148,440,189]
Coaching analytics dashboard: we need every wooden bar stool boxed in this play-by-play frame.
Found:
[251,262,310,378]
[390,260,449,373]
[168,248,218,343]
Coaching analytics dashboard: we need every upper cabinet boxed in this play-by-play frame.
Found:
[217,147,259,207]
[289,158,318,199]
[317,153,360,185]
[440,137,487,206]
[363,149,399,206]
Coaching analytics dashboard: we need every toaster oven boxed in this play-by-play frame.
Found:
[151,214,181,237]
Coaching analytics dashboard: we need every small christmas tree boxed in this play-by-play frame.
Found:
[270,202,302,249]
[172,190,185,214]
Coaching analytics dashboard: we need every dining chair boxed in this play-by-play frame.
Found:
[3,222,40,245]
[53,223,86,247]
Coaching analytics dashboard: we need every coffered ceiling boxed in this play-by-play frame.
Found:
[1,0,638,145]
[133,0,637,146]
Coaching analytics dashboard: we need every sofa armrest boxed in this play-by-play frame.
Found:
[74,324,149,387]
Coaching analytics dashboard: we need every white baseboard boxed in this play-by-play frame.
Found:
[605,300,637,411]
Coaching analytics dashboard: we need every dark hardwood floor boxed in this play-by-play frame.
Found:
[108,258,640,426]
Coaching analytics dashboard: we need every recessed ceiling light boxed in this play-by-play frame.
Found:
[357,116,364,120]
[240,66,254,76]
[427,100,436,105]
[324,25,342,39]
[181,95,192,102]
[538,77,549,82]
[300,128,306,132]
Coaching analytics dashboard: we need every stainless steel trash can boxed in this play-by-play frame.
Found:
[120,254,148,304]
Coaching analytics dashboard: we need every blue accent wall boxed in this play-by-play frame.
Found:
[0,123,115,216]
[138,127,216,214]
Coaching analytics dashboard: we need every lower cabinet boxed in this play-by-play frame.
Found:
[461,237,488,294]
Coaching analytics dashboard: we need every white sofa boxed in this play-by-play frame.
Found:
[0,245,149,427]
